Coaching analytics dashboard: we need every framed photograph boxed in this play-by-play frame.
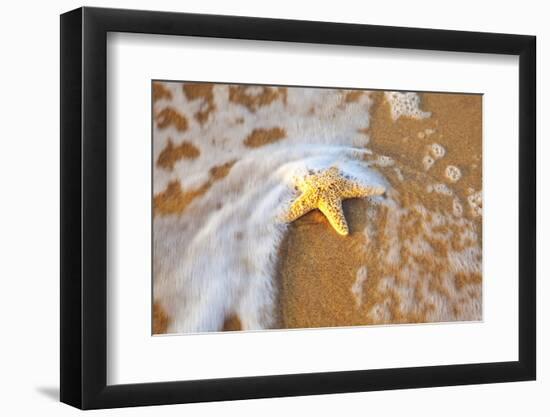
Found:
[60,6,536,409]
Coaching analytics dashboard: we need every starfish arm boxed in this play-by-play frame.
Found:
[283,192,316,222]
[318,196,349,235]
[340,181,385,199]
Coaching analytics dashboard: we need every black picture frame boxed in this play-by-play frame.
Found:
[60,6,536,410]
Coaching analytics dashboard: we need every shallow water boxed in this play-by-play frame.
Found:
[152,82,482,334]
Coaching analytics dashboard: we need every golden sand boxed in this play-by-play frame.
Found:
[153,160,237,217]
[343,90,365,103]
[152,82,173,102]
[153,302,170,334]
[182,83,216,124]
[155,107,189,131]
[228,85,287,112]
[156,139,200,170]
[244,127,287,148]
[277,199,373,328]
[153,180,210,217]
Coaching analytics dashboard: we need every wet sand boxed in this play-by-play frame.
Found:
[275,92,482,329]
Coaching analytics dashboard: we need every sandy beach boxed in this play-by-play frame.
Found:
[151,83,482,334]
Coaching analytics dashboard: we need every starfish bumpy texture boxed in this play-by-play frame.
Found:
[283,166,385,235]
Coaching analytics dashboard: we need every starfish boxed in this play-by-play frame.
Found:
[283,166,385,235]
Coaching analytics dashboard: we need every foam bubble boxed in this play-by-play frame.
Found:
[384,92,431,121]
[445,165,462,183]
[433,183,453,196]
[422,155,435,171]
[430,143,446,159]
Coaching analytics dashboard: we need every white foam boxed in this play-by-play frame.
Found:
[384,92,431,121]
[433,183,454,196]
[153,84,374,194]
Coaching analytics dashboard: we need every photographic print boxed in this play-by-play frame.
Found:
[152,81,482,335]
